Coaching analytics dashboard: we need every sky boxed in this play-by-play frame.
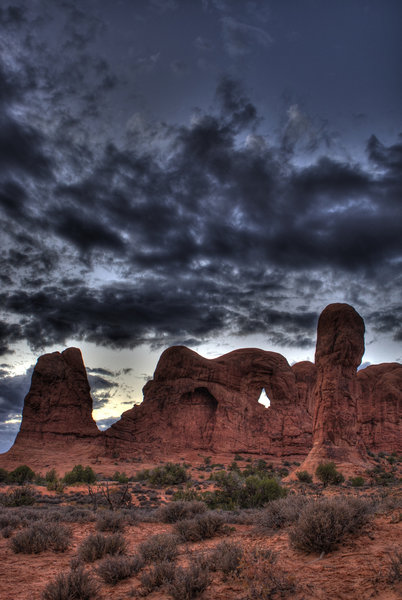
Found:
[0,0,401,453]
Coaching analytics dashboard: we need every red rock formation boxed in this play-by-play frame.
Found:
[15,347,99,442]
[299,303,369,473]
[358,363,402,453]
[106,346,313,456]
[1,304,400,472]
[291,361,317,417]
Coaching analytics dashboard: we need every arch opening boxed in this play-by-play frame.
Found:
[258,388,271,408]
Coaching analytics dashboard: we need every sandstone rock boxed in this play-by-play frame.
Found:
[2,303,401,473]
[357,363,402,453]
[106,346,313,456]
[15,347,99,442]
[299,303,369,472]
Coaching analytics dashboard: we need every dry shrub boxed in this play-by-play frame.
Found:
[78,532,127,562]
[158,500,207,523]
[206,540,243,575]
[387,550,402,584]
[168,561,210,600]
[97,554,143,585]
[140,560,177,593]
[175,511,226,542]
[11,522,70,554]
[256,495,310,532]
[289,496,372,553]
[95,510,125,532]
[239,547,296,599]
[139,532,179,563]
[0,510,21,530]
[42,566,98,600]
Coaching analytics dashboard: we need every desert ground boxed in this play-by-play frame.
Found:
[0,453,401,600]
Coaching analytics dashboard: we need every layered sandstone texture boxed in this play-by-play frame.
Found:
[15,348,100,442]
[299,304,370,471]
[106,347,315,455]
[1,304,401,468]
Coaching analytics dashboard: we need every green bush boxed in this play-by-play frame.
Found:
[296,470,313,483]
[63,465,96,485]
[45,469,58,483]
[112,471,129,484]
[315,462,344,486]
[350,476,365,487]
[2,486,36,506]
[0,468,9,483]
[148,463,189,487]
[8,465,35,485]
[239,475,287,508]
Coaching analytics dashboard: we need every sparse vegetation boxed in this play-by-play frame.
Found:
[42,566,98,600]
[97,555,143,585]
[139,532,179,563]
[136,462,189,487]
[387,549,402,583]
[207,540,243,575]
[63,465,96,485]
[8,465,36,485]
[296,470,313,483]
[11,522,70,554]
[168,561,210,600]
[78,532,127,562]
[289,496,372,553]
[175,511,227,542]
[95,510,125,532]
[1,485,36,506]
[349,476,365,487]
[140,560,177,593]
[315,462,344,486]
[239,546,296,599]
[158,500,207,523]
[256,495,310,531]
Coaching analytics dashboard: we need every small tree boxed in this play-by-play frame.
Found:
[316,462,344,486]
[296,470,313,484]
[8,465,35,485]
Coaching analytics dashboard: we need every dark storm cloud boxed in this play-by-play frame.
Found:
[368,308,402,343]
[2,75,401,353]
[0,367,33,422]
[0,0,401,367]
[87,373,118,410]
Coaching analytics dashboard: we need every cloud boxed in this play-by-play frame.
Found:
[0,12,400,366]
[221,17,273,56]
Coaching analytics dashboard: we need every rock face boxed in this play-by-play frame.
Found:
[2,304,401,469]
[15,348,99,443]
[106,347,314,456]
[357,363,402,452]
[299,304,368,471]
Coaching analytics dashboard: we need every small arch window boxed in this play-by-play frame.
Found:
[258,388,271,408]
